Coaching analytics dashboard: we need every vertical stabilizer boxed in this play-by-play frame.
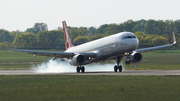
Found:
[62,21,74,50]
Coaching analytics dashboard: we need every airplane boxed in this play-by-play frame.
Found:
[14,21,176,73]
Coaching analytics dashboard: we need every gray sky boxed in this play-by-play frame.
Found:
[0,0,180,31]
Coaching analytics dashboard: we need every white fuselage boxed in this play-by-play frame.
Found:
[65,32,139,64]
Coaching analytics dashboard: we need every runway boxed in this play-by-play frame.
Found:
[0,70,180,76]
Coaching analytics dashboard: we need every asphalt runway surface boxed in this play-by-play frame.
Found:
[0,70,180,76]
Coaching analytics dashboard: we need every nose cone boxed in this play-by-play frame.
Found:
[129,38,139,50]
[135,38,139,48]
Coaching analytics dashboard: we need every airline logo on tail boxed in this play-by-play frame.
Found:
[62,21,74,50]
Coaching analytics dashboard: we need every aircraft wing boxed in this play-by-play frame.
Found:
[134,32,176,53]
[14,49,96,59]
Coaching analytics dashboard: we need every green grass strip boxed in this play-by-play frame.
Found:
[0,75,180,101]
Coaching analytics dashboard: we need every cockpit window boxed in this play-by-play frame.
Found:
[122,36,136,40]
[132,36,136,38]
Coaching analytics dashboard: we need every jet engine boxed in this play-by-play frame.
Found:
[69,54,86,66]
[127,52,142,64]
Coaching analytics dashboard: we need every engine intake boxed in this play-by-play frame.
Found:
[128,52,142,63]
[69,54,86,66]
[77,55,85,63]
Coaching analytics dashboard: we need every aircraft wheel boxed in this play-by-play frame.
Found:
[126,61,130,65]
[76,67,80,73]
[128,61,130,65]
[81,66,85,73]
[119,65,122,72]
[114,66,117,72]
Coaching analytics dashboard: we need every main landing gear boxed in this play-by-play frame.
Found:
[114,56,123,72]
[76,66,85,73]
[125,61,130,65]
[125,56,130,65]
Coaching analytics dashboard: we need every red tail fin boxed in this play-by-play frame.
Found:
[62,21,74,50]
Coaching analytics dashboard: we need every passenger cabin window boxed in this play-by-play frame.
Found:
[122,36,136,40]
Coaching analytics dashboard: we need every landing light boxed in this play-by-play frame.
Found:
[125,52,129,56]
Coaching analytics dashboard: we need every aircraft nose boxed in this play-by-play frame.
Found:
[131,39,139,49]
[135,38,139,48]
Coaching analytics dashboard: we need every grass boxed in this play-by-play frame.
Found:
[0,50,50,63]
[0,75,180,101]
[0,64,32,70]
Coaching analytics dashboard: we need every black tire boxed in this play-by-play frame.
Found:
[81,67,85,73]
[76,67,80,73]
[114,66,117,72]
[125,61,127,65]
[128,61,130,65]
[119,65,122,72]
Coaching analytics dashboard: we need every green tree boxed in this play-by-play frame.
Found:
[87,27,97,36]
[152,36,168,46]
[135,31,155,47]
[37,30,63,47]
[121,20,137,32]
[13,33,38,48]
[11,30,23,35]
[133,19,146,32]
[68,27,79,40]
[25,23,48,34]
[25,28,34,33]
[73,36,90,43]
[0,41,11,50]
[33,23,48,34]
[156,20,165,35]
[77,27,87,36]
[105,24,119,35]
[174,20,180,34]
[144,19,158,34]
[0,30,15,43]
[97,24,108,34]
[164,20,174,43]
[90,34,104,41]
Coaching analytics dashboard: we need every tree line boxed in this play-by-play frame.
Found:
[0,19,180,50]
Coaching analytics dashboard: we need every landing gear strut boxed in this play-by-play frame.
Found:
[76,66,85,73]
[114,56,123,72]
[125,56,130,65]
[125,61,130,65]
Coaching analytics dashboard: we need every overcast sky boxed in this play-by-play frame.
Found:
[0,0,180,31]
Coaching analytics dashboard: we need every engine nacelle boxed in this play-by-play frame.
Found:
[127,52,142,63]
[69,54,86,66]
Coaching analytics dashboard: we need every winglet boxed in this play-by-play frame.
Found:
[172,32,176,45]
[62,21,74,50]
